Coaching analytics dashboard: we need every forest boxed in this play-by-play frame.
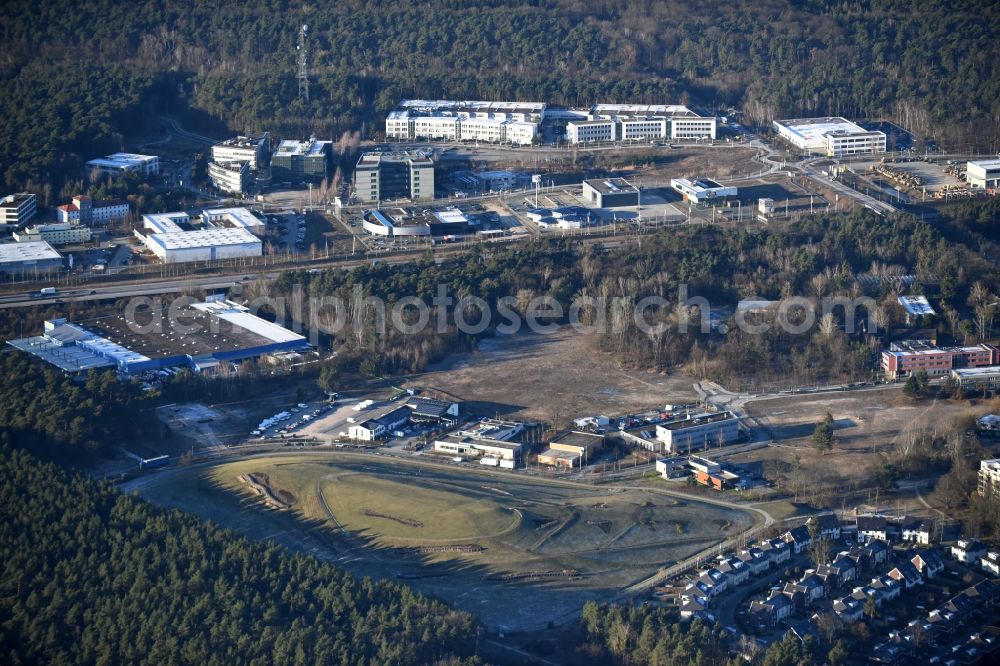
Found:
[1,0,998,189]
[0,446,479,665]
[572,601,841,665]
[275,201,1000,390]
[0,352,149,460]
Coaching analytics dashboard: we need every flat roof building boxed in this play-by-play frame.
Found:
[566,105,716,143]
[354,151,434,203]
[86,153,160,178]
[211,133,270,171]
[951,366,1000,393]
[967,159,1000,190]
[13,222,92,246]
[979,459,1000,498]
[361,206,472,238]
[135,207,263,264]
[670,178,738,206]
[0,193,37,226]
[582,178,640,208]
[385,100,544,146]
[208,160,251,195]
[0,241,62,275]
[881,340,999,380]
[271,138,332,184]
[7,297,309,375]
[773,118,886,157]
[537,430,605,467]
[656,411,740,455]
[434,435,522,461]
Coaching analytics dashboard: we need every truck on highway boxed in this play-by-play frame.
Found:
[30,287,57,298]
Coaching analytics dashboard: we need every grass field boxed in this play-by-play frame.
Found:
[126,452,758,630]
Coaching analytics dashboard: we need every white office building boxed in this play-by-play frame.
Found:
[655,412,740,454]
[86,153,160,178]
[967,159,1000,190]
[0,193,37,226]
[386,100,544,145]
[773,117,886,157]
[208,160,251,195]
[565,104,716,144]
[671,178,738,205]
[566,120,616,143]
[211,133,270,171]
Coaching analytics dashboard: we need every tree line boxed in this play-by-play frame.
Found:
[275,202,1000,389]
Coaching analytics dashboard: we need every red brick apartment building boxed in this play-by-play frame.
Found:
[881,340,1000,380]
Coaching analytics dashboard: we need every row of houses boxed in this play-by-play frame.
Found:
[680,536,793,621]
[856,514,935,545]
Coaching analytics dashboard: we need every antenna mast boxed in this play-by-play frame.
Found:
[297,24,310,103]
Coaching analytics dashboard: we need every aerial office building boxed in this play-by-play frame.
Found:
[881,340,1000,380]
[0,192,37,226]
[207,160,252,195]
[211,133,271,171]
[671,178,738,205]
[385,100,545,146]
[354,151,434,203]
[85,153,160,178]
[773,117,886,157]
[565,105,716,144]
[270,138,332,184]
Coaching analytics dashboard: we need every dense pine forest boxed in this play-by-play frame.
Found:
[1,0,998,188]
[0,446,479,665]
[277,200,1000,388]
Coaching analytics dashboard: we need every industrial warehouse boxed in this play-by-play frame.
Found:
[7,296,309,375]
[134,207,264,263]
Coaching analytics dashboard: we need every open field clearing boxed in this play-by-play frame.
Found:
[405,327,699,424]
[126,452,755,630]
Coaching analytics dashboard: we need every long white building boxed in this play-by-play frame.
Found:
[565,104,716,144]
[386,100,545,146]
[773,117,886,157]
[0,193,37,226]
[136,207,263,263]
[14,222,92,246]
